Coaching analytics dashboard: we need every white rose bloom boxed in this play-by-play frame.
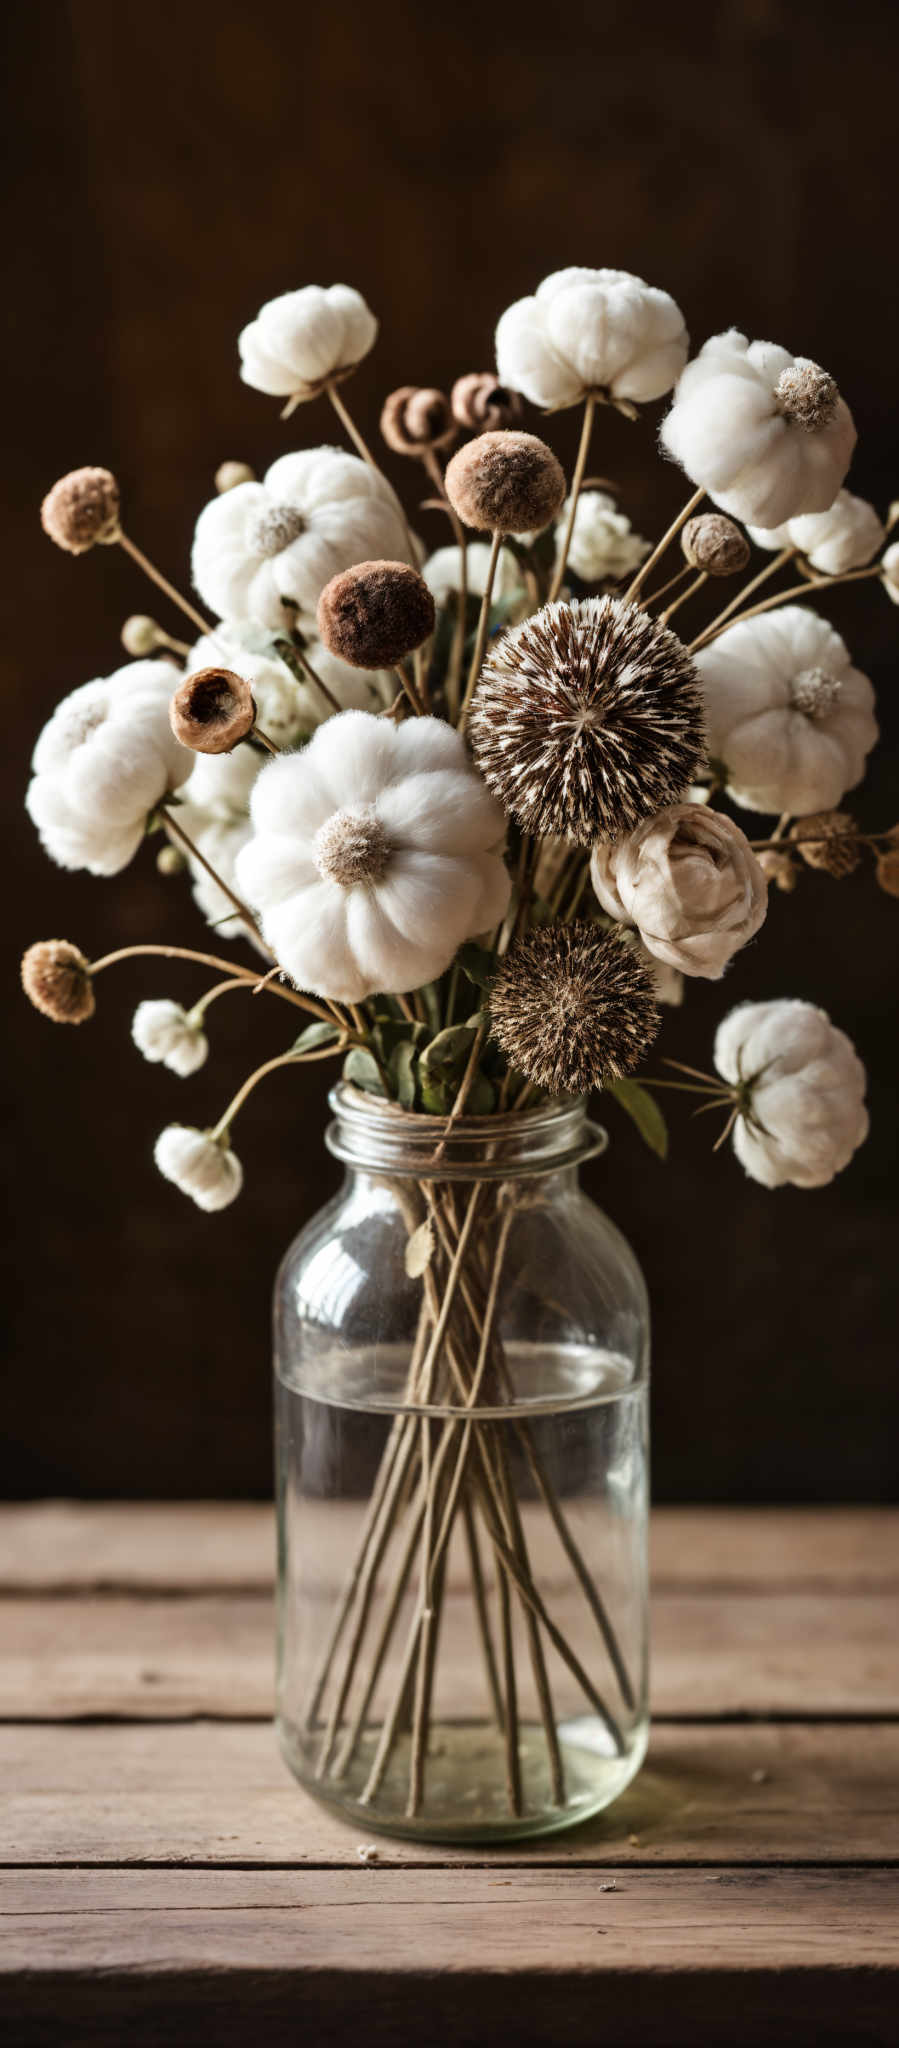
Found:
[26,659,194,876]
[191,448,413,633]
[879,540,899,606]
[694,606,878,816]
[496,267,688,410]
[133,1000,208,1076]
[714,999,868,1189]
[747,491,885,576]
[591,804,768,979]
[155,1125,243,1211]
[422,542,524,607]
[661,330,856,527]
[555,490,651,583]
[235,711,511,1002]
[238,285,377,403]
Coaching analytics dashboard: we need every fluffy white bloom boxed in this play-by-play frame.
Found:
[422,541,523,607]
[747,491,885,576]
[714,999,868,1189]
[26,659,194,876]
[154,1125,243,1210]
[694,606,878,816]
[591,803,767,978]
[555,490,651,583]
[192,448,413,632]
[496,267,688,410]
[879,540,899,606]
[133,1000,208,1076]
[235,712,511,1001]
[661,330,856,527]
[238,285,377,402]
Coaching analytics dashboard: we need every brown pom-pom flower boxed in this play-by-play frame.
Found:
[681,514,750,577]
[444,431,566,534]
[317,560,436,669]
[380,386,456,457]
[40,467,120,554]
[170,667,256,755]
[451,374,524,433]
[21,940,95,1025]
[490,923,660,1095]
[470,595,706,845]
[790,811,860,878]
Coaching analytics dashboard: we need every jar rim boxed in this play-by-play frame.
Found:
[326,1083,608,1181]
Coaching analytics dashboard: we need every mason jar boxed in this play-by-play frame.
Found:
[275,1083,650,1843]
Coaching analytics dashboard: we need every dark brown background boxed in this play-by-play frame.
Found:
[3,0,897,1501]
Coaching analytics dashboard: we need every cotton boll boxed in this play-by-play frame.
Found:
[555,491,651,583]
[27,659,194,876]
[590,804,768,978]
[747,491,885,575]
[132,1000,209,1076]
[496,268,688,411]
[713,999,868,1189]
[661,331,856,527]
[238,285,377,402]
[694,606,877,816]
[154,1125,243,1210]
[423,542,524,607]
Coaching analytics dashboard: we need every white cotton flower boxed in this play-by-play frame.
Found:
[496,267,688,411]
[422,542,524,606]
[879,540,899,606]
[554,490,651,583]
[154,1125,243,1210]
[26,659,194,876]
[694,606,878,816]
[191,448,413,633]
[238,285,377,403]
[235,711,511,1002]
[132,1000,209,1076]
[747,491,885,576]
[591,804,767,979]
[713,999,868,1189]
[661,330,856,527]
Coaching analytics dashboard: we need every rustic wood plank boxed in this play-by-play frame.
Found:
[3,1721,897,1867]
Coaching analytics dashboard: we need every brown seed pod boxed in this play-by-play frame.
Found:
[444,430,566,534]
[170,667,256,754]
[757,849,798,893]
[451,373,524,433]
[489,922,660,1094]
[790,811,860,878]
[875,849,899,897]
[681,514,750,577]
[380,386,456,457]
[317,560,436,669]
[40,467,120,554]
[21,940,95,1024]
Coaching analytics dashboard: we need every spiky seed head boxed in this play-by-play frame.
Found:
[170,667,256,754]
[774,362,839,432]
[444,430,566,533]
[41,467,120,553]
[469,595,706,846]
[317,560,435,669]
[489,922,660,1096]
[22,940,95,1024]
[790,811,860,877]
[681,514,750,576]
[451,374,524,432]
[380,386,456,456]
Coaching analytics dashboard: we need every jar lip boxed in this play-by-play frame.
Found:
[331,1080,589,1138]
[326,1083,608,1181]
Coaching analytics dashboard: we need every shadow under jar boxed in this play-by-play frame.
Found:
[275,1084,649,1843]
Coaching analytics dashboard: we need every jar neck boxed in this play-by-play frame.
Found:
[325,1083,607,1183]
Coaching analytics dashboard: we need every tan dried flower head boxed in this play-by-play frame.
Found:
[470,596,706,845]
[445,431,566,533]
[40,467,120,553]
[170,667,256,754]
[451,373,524,432]
[875,849,899,897]
[774,362,839,433]
[317,560,436,669]
[380,386,456,457]
[215,460,256,493]
[21,940,95,1024]
[121,614,165,657]
[489,922,660,1095]
[790,811,860,878]
[757,849,798,893]
[681,514,750,577]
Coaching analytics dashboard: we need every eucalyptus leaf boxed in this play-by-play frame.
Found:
[419,1023,477,1088]
[342,1046,387,1097]
[390,1037,419,1110]
[290,1020,341,1055]
[606,1077,668,1159]
[466,1074,496,1114]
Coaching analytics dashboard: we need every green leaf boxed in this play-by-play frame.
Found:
[606,1078,668,1160]
[342,1046,387,1097]
[419,1076,452,1114]
[290,1020,341,1055]
[419,1023,477,1087]
[390,1037,419,1110]
[456,943,495,992]
[466,1073,496,1114]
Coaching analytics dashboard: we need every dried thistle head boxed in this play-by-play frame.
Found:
[757,849,798,893]
[170,667,256,754]
[681,514,750,577]
[489,922,660,1094]
[469,596,706,845]
[790,811,860,878]
[317,560,435,669]
[41,467,120,553]
[444,430,566,533]
[380,386,456,457]
[22,940,95,1024]
[451,373,524,433]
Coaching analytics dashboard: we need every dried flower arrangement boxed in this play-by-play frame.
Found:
[23,266,897,1823]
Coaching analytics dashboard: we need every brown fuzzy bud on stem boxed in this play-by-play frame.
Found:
[681,514,750,577]
[170,667,257,754]
[215,460,256,493]
[774,363,839,433]
[790,811,860,878]
[40,468,120,553]
[317,560,436,669]
[380,386,456,457]
[21,940,95,1024]
[451,373,524,433]
[444,431,566,534]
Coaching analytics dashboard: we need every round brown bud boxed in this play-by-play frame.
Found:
[170,667,256,754]
[40,467,120,554]
[317,561,436,669]
[757,849,798,893]
[22,940,95,1025]
[215,460,256,493]
[451,373,524,433]
[380,386,456,457]
[157,843,187,876]
[444,431,566,534]
[790,811,860,878]
[121,614,165,658]
[875,849,899,897]
[681,514,751,577]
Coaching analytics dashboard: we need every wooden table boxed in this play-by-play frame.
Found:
[2,1503,897,2045]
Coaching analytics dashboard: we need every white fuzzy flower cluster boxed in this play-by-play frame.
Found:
[695,606,878,816]
[239,285,377,404]
[554,490,650,584]
[26,659,194,875]
[155,1125,243,1210]
[591,804,768,979]
[715,999,868,1188]
[422,541,523,608]
[133,1000,208,1076]
[747,490,885,576]
[496,267,688,410]
[662,330,856,527]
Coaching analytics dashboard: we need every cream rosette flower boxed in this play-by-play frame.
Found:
[235,712,511,1001]
[191,449,413,633]
[238,285,377,404]
[591,804,768,979]
[132,1000,209,1077]
[661,331,856,527]
[26,659,194,876]
[714,999,868,1189]
[555,490,650,583]
[881,541,899,606]
[694,606,878,816]
[747,491,885,576]
[495,268,688,411]
[155,1126,243,1211]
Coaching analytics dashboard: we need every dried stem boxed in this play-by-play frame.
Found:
[688,546,796,651]
[623,486,705,606]
[458,528,503,734]
[116,530,212,638]
[548,393,597,603]
[161,806,265,949]
[689,562,882,652]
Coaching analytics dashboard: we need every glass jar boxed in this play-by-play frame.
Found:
[275,1083,649,1843]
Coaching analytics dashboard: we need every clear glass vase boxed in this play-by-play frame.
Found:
[275,1083,650,1843]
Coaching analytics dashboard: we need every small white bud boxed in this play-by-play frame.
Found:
[133,1000,209,1077]
[215,461,256,493]
[154,1124,243,1210]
